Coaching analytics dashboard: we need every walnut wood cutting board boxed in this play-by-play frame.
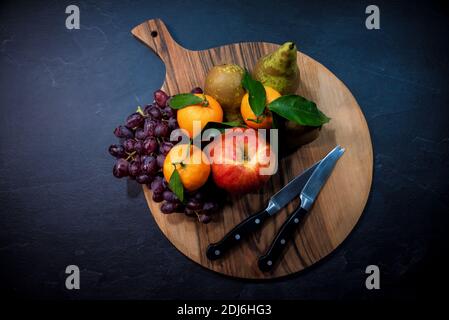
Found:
[132,19,373,279]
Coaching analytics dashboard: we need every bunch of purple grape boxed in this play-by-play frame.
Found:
[158,183,221,224]
[108,88,220,223]
[109,89,176,182]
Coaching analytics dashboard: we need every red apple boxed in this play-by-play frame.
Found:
[207,128,276,194]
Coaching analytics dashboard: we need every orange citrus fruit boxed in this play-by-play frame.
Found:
[240,86,281,129]
[177,94,223,137]
[163,144,210,192]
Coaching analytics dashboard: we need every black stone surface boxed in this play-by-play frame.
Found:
[1,0,448,300]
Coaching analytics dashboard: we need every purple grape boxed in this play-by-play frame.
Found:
[141,156,158,175]
[198,214,211,224]
[135,128,147,140]
[144,119,157,136]
[114,125,134,139]
[140,154,149,164]
[152,192,164,203]
[147,106,162,120]
[161,178,168,189]
[154,122,169,138]
[128,160,141,177]
[163,190,177,202]
[134,140,144,154]
[136,174,152,184]
[184,208,196,216]
[156,154,166,168]
[125,112,144,128]
[161,202,176,214]
[159,141,173,156]
[191,87,203,94]
[108,144,126,158]
[161,107,175,119]
[186,198,202,211]
[113,159,129,178]
[167,117,178,130]
[151,176,165,194]
[143,137,158,154]
[154,90,169,108]
[203,201,219,214]
[123,139,135,152]
[144,103,157,114]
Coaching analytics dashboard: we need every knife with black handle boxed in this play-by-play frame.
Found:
[206,208,271,260]
[258,146,345,272]
[258,205,307,271]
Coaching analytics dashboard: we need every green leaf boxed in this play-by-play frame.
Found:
[242,71,266,116]
[168,93,204,109]
[168,168,184,202]
[268,95,330,127]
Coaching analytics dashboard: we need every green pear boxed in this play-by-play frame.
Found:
[253,42,299,95]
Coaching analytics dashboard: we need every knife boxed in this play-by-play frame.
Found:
[206,146,343,261]
[258,145,345,272]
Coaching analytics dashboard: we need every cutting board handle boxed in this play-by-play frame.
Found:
[131,19,188,63]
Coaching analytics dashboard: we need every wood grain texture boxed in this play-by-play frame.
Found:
[132,19,373,279]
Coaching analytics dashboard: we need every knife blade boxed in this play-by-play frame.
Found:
[258,145,345,272]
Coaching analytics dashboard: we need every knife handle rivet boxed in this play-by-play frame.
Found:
[267,260,273,266]
[280,239,286,245]
[255,219,260,224]
[294,218,299,224]
[234,234,241,240]
[214,250,220,256]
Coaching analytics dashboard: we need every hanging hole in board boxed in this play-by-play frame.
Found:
[151,31,158,37]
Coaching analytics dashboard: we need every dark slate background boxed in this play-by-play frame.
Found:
[1,0,448,300]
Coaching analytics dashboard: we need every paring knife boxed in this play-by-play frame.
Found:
[206,145,343,261]
[258,145,345,272]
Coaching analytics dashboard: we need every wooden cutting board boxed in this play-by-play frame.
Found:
[132,19,373,279]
